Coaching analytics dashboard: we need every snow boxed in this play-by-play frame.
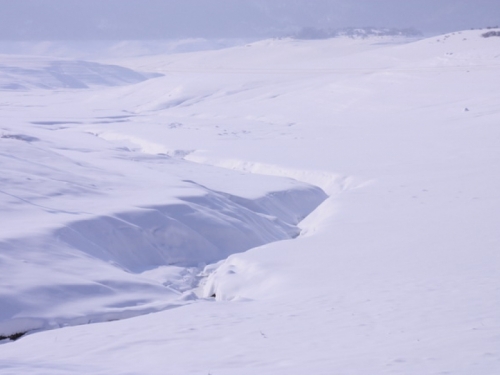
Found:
[0,30,500,374]
[0,55,161,90]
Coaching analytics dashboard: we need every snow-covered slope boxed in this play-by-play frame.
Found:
[0,55,160,90]
[0,30,499,374]
[0,92,326,336]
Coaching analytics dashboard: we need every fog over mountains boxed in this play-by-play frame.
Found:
[1,0,499,40]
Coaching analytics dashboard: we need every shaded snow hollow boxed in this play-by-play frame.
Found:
[0,169,326,337]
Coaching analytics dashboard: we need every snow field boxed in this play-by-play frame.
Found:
[0,29,499,374]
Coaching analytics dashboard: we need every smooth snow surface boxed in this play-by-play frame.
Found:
[1,31,500,374]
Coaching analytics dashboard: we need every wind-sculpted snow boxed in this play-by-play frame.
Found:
[0,56,161,90]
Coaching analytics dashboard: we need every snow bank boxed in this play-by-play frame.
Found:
[56,183,325,271]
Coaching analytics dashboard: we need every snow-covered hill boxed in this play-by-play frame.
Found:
[0,29,499,374]
[0,56,160,90]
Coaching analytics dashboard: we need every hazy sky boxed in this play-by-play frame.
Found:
[0,0,499,40]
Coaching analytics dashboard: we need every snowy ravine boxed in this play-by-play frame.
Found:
[1,29,500,375]
[0,110,327,336]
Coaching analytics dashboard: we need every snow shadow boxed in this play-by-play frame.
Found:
[56,183,327,272]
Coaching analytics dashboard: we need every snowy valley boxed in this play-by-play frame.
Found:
[0,29,499,374]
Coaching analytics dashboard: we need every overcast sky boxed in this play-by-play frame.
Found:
[0,0,499,40]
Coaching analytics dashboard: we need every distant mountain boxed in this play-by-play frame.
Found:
[1,0,499,40]
[294,26,423,40]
